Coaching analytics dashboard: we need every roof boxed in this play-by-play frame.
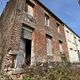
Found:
[35,0,80,38]
[35,0,64,24]
[64,24,80,38]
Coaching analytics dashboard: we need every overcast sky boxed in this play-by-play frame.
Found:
[0,0,80,36]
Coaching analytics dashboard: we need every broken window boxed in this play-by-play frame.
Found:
[46,35,52,55]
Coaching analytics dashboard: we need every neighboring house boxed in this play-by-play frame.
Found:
[64,25,80,63]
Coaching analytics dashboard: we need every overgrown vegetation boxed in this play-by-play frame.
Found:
[0,53,80,80]
[23,53,80,80]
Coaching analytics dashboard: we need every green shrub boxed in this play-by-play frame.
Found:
[23,75,32,80]
[23,53,80,80]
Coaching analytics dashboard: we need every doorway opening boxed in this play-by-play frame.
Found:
[25,39,32,66]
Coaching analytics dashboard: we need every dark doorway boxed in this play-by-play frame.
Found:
[25,39,31,66]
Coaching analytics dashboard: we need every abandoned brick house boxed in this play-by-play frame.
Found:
[0,0,68,74]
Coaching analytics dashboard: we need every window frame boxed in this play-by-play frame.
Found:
[46,35,52,56]
[25,0,35,16]
[45,13,50,26]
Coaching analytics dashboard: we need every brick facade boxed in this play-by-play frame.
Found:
[0,0,68,79]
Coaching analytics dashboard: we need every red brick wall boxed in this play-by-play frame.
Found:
[33,2,68,62]
[33,4,46,62]
[0,0,68,66]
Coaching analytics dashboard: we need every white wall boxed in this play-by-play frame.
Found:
[64,26,79,63]
[75,36,80,51]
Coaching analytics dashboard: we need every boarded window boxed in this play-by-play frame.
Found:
[46,35,52,55]
[28,5,34,16]
[26,0,35,16]
[45,14,49,26]
[21,27,32,40]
